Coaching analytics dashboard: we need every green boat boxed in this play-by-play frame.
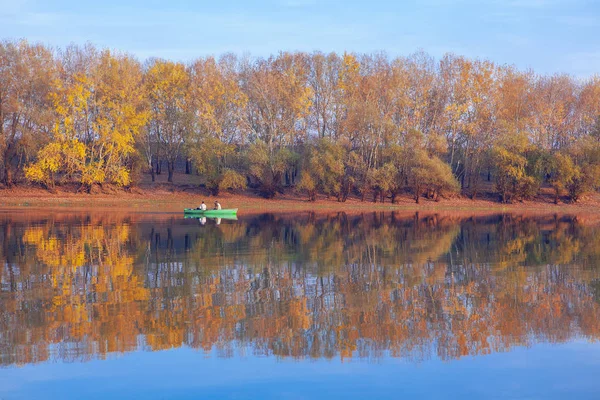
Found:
[183,208,238,217]
[184,214,238,221]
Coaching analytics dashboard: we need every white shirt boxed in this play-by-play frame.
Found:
[200,203,207,210]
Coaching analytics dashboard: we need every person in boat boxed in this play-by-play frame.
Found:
[214,201,222,210]
[200,201,207,211]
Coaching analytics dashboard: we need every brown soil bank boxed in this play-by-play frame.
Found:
[1,183,600,214]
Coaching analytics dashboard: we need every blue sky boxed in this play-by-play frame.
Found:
[1,0,599,77]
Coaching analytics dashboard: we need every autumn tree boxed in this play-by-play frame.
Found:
[530,75,578,150]
[242,53,311,151]
[88,51,148,186]
[186,56,247,194]
[297,138,345,201]
[565,138,600,202]
[145,60,192,182]
[492,147,537,203]
[307,52,342,138]
[544,152,577,204]
[403,130,459,203]
[241,53,311,196]
[246,140,298,198]
[26,48,147,189]
[0,40,55,186]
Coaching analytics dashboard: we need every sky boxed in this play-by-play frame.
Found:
[1,0,599,77]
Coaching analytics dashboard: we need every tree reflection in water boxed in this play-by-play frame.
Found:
[2,211,600,366]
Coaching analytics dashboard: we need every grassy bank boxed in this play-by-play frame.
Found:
[2,184,600,215]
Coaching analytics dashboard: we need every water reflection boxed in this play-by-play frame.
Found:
[1,211,600,367]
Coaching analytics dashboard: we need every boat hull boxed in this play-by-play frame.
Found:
[183,208,238,217]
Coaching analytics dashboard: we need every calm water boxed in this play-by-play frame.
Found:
[2,211,600,399]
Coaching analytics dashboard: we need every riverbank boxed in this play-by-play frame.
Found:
[2,185,600,215]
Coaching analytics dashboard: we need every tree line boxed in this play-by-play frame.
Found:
[2,40,600,202]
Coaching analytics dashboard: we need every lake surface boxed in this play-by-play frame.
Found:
[1,210,600,399]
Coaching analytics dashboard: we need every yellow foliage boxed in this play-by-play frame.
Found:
[26,51,146,187]
[81,162,106,185]
[218,168,246,191]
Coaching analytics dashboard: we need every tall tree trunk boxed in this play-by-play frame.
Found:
[0,96,3,139]
[449,133,456,171]
[3,141,14,187]
[167,161,174,183]
[150,163,155,182]
[4,164,12,187]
